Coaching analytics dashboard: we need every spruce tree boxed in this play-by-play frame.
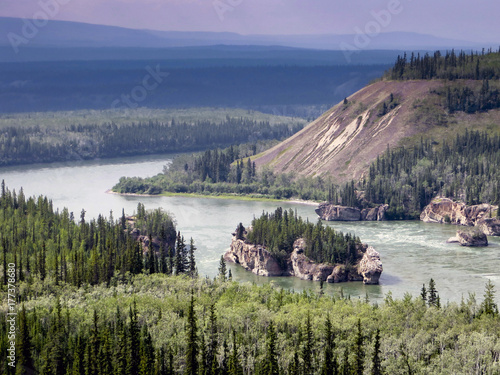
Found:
[321,314,336,375]
[188,237,197,278]
[479,279,498,316]
[128,302,140,375]
[428,279,439,308]
[16,304,34,375]
[262,321,279,375]
[371,330,382,375]
[420,284,427,304]
[174,232,187,275]
[185,293,199,375]
[228,330,242,375]
[352,319,364,375]
[218,256,227,282]
[302,314,314,375]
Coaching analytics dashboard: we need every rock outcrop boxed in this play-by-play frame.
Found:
[420,197,497,227]
[224,239,290,277]
[477,218,500,236]
[456,229,488,247]
[316,203,388,221]
[315,204,361,221]
[225,231,382,284]
[361,205,388,221]
[358,247,383,284]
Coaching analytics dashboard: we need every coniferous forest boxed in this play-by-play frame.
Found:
[0,117,303,167]
[1,185,500,374]
[328,130,500,219]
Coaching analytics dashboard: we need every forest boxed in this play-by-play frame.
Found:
[0,116,302,167]
[244,207,362,267]
[0,183,197,288]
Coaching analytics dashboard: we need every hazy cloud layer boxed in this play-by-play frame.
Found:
[1,0,498,43]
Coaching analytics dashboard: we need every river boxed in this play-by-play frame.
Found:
[1,154,499,304]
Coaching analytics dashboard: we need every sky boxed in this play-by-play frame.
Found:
[1,0,499,43]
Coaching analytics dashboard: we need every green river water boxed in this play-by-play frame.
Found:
[1,154,499,303]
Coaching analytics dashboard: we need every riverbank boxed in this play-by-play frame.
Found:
[107,189,320,205]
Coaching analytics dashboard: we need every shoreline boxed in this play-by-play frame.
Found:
[106,189,320,205]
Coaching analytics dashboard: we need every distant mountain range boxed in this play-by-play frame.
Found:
[0,17,491,62]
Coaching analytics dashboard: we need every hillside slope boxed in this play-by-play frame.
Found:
[254,79,500,183]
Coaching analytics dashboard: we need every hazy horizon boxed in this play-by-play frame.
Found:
[1,0,498,44]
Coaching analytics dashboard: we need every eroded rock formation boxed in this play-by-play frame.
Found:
[316,203,388,221]
[358,247,383,284]
[420,197,500,238]
[224,239,289,277]
[225,231,382,284]
[420,198,496,226]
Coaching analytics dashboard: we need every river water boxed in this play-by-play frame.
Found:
[1,154,499,304]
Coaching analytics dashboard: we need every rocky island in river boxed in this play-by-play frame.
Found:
[224,209,383,284]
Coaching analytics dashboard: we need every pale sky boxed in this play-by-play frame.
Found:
[1,0,499,43]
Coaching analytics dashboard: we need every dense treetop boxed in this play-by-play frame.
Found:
[387,48,500,81]
[245,207,362,266]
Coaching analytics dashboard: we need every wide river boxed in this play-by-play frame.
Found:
[1,154,499,304]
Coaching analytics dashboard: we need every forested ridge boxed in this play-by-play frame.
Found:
[386,49,500,114]
[0,117,302,167]
[329,130,500,219]
[387,48,500,81]
[244,208,362,266]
